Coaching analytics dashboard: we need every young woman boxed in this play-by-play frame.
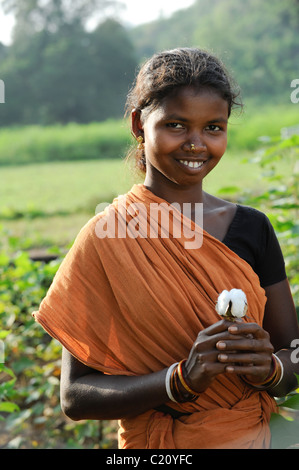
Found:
[34,48,299,449]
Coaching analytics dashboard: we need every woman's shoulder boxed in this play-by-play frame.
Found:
[203,192,236,214]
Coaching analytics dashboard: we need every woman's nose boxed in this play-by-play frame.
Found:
[182,136,207,153]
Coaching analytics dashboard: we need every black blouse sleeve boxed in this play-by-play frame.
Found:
[223,205,287,288]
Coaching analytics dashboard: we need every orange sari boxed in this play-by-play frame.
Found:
[33,184,276,449]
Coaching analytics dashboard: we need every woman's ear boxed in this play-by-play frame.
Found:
[131,108,144,140]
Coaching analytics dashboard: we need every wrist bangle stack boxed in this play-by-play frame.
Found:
[165,360,199,403]
[242,353,284,390]
[165,363,179,403]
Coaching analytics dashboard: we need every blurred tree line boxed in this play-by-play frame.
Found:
[132,0,299,102]
[0,0,137,125]
[0,0,298,126]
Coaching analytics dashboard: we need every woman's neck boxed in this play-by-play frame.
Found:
[143,173,204,209]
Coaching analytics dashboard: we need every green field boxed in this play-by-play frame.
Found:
[1,158,136,248]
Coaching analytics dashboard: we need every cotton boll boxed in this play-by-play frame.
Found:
[229,289,248,318]
[215,290,231,316]
[216,289,247,320]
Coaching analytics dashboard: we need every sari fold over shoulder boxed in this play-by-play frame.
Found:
[33,184,277,449]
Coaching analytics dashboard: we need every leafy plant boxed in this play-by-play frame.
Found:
[270,377,299,449]
[239,133,299,309]
[238,132,299,448]
[0,362,20,416]
[0,229,117,448]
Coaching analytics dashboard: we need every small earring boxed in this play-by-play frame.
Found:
[137,136,144,150]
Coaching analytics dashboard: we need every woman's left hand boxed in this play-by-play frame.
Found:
[216,321,274,383]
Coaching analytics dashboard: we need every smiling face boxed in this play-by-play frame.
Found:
[132,86,229,199]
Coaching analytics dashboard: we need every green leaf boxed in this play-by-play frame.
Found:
[282,394,299,410]
[0,330,11,339]
[0,253,10,266]
[280,135,299,148]
[0,402,20,413]
[11,357,35,374]
[0,364,16,379]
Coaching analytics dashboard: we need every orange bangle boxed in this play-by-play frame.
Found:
[177,360,199,396]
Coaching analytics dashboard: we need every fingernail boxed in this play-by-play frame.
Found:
[229,326,238,333]
[218,354,228,361]
[217,341,226,350]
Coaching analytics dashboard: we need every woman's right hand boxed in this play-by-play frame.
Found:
[184,319,242,393]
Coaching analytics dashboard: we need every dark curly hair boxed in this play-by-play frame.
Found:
[125,47,242,173]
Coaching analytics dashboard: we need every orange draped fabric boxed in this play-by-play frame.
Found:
[33,184,277,449]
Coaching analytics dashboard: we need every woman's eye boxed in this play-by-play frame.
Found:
[167,123,184,129]
[207,125,221,131]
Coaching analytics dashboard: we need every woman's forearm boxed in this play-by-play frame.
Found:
[61,368,169,421]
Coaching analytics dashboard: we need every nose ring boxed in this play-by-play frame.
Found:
[190,143,195,151]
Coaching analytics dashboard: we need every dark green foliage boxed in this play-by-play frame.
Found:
[0,232,118,448]
[130,0,299,102]
[237,134,299,448]
[239,134,299,309]
[0,13,137,125]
